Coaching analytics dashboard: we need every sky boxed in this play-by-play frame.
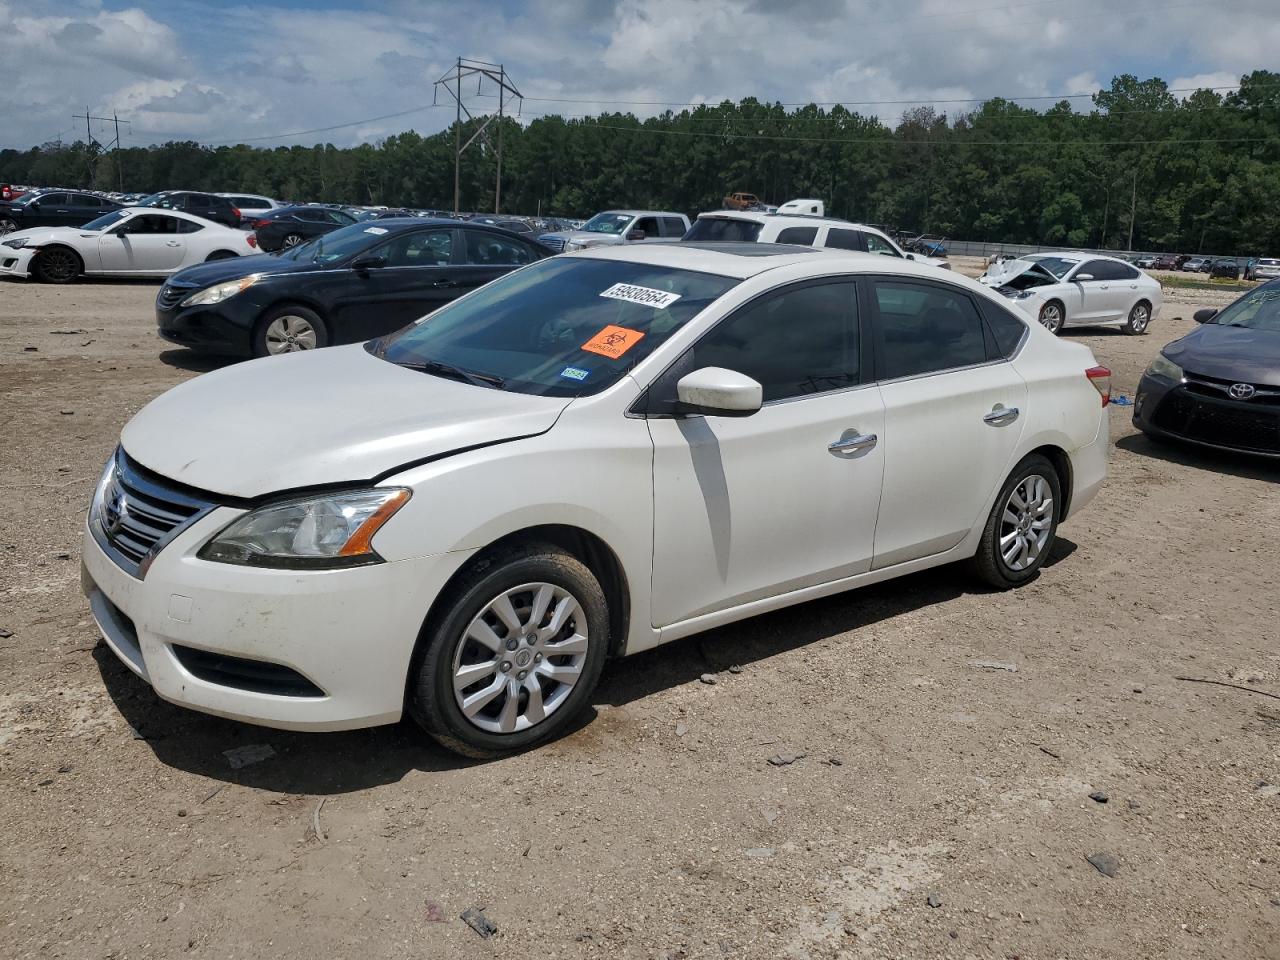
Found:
[1,0,1277,151]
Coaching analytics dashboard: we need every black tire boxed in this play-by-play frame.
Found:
[408,542,610,759]
[1038,299,1065,335]
[969,454,1062,590]
[32,246,82,284]
[281,233,304,249]
[204,250,238,262]
[1122,300,1151,336]
[251,304,328,357]
[0,217,16,236]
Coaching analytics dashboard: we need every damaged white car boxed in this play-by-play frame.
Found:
[980,252,1161,335]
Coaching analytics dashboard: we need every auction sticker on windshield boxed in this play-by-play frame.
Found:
[581,325,644,359]
[364,227,388,235]
[599,283,682,309]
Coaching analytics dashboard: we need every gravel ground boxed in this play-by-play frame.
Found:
[1,266,1278,960]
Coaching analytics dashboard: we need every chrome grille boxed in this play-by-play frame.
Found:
[156,282,195,311]
[538,234,566,252]
[93,451,215,577]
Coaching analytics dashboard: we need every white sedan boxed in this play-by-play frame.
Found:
[0,207,257,283]
[980,252,1162,335]
[81,245,1110,757]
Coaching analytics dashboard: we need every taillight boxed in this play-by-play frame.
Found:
[232,207,241,219]
[254,219,271,229]
[1086,366,1112,406]
[246,234,257,248]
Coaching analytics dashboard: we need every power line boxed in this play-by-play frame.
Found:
[130,104,441,145]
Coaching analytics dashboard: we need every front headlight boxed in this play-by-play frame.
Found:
[2,237,29,249]
[180,275,260,307]
[1145,353,1184,381]
[199,488,411,569]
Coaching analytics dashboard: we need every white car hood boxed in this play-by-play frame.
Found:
[3,225,99,246]
[120,345,572,499]
[979,258,1059,287]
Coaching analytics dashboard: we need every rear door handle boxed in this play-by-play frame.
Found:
[828,433,878,454]
[983,406,1020,426]
[432,279,456,288]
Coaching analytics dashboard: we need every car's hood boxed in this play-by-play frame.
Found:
[2,225,98,246]
[540,230,619,245]
[1163,322,1280,384]
[163,252,322,290]
[120,344,572,499]
[979,258,1059,287]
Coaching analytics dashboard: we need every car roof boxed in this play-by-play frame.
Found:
[565,241,947,280]
[696,210,891,233]
[117,206,210,224]
[594,210,687,218]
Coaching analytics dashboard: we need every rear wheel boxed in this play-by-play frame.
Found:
[1038,300,1065,335]
[32,246,82,284]
[409,543,610,759]
[204,250,238,262]
[252,305,328,357]
[1122,301,1151,336]
[970,454,1062,589]
[280,233,304,249]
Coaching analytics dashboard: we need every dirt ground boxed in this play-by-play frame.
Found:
[1,260,1277,960]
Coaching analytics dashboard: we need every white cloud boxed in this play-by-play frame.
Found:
[1,0,1277,150]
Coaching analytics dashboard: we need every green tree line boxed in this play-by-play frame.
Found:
[3,71,1278,254]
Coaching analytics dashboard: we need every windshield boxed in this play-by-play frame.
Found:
[281,222,383,263]
[83,210,130,232]
[1023,255,1080,279]
[581,213,633,235]
[1209,286,1280,332]
[684,218,763,242]
[370,257,739,397]
[135,192,175,208]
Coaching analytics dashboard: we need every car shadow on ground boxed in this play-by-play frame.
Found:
[93,539,1077,794]
[158,348,242,373]
[1116,433,1280,483]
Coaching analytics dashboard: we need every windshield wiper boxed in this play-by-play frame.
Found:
[397,358,506,390]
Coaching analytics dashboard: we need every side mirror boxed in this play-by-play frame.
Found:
[903,253,915,260]
[626,229,646,241]
[351,255,386,272]
[1193,308,1217,324]
[675,367,762,417]
[1074,273,1094,281]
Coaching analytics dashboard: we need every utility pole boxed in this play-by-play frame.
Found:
[1128,168,1137,251]
[433,57,522,216]
[72,108,129,189]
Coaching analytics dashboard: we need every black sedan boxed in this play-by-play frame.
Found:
[156,218,552,357]
[1133,280,1280,457]
[135,191,241,229]
[252,206,357,251]
[0,190,122,235]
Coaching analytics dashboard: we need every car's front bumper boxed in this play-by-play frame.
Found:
[81,507,474,731]
[155,297,260,355]
[0,245,36,278]
[1134,373,1280,458]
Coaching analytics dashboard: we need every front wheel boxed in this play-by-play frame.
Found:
[252,305,328,357]
[0,218,16,236]
[409,543,610,758]
[1122,301,1151,336]
[1038,300,1065,335]
[32,246,82,284]
[970,454,1062,589]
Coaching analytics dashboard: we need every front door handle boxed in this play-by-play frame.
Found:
[165,240,181,247]
[828,432,878,454]
[432,279,456,288]
[983,406,1020,426]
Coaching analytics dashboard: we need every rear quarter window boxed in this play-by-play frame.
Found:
[775,226,818,245]
[979,299,1029,358]
[684,218,763,242]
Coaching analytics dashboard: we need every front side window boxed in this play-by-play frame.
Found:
[1078,260,1115,281]
[326,210,356,225]
[464,231,534,266]
[118,214,181,235]
[864,232,902,257]
[873,281,989,380]
[685,281,859,402]
[381,229,452,267]
[372,258,739,397]
[36,192,68,206]
[683,217,763,242]
[775,226,817,245]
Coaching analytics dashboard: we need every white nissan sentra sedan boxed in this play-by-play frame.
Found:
[82,243,1110,757]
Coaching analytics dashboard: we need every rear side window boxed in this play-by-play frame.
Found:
[775,226,817,245]
[687,281,859,402]
[825,228,864,251]
[633,217,660,238]
[175,219,205,234]
[683,218,763,242]
[660,217,686,237]
[873,281,988,380]
[465,231,537,266]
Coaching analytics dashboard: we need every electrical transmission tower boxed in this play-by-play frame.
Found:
[71,108,129,190]
[433,58,522,215]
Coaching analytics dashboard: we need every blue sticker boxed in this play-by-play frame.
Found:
[559,366,589,382]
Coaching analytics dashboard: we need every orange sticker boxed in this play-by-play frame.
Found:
[581,325,645,359]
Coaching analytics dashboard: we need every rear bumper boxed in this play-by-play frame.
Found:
[81,509,474,731]
[1065,407,1109,520]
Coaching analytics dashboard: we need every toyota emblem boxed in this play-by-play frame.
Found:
[1228,383,1256,400]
